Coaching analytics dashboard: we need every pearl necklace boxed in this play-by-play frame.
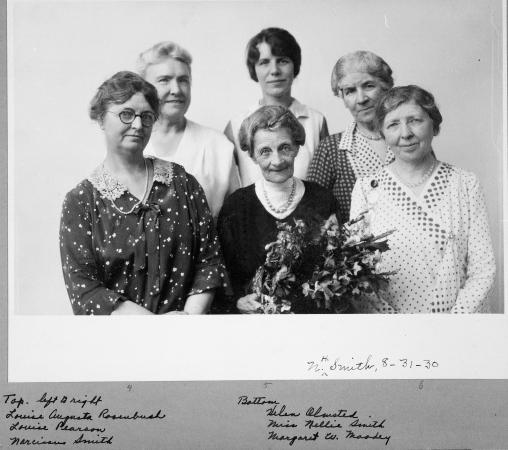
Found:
[357,128,382,141]
[108,159,149,215]
[262,178,296,214]
[393,159,437,188]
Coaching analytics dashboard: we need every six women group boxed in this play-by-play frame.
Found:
[59,27,496,315]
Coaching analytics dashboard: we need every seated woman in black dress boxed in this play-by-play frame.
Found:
[59,71,222,315]
[218,106,338,313]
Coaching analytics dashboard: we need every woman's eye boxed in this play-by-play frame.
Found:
[257,59,269,66]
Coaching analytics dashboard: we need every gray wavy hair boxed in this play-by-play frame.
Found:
[136,41,193,78]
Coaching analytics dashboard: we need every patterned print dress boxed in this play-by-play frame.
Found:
[350,162,496,313]
[59,157,223,315]
[307,122,394,223]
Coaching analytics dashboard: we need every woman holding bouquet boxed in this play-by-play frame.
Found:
[218,106,337,313]
[350,85,495,313]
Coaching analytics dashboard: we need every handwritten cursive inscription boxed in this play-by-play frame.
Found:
[1,392,167,447]
[238,393,393,446]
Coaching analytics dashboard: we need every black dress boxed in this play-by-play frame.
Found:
[217,181,339,313]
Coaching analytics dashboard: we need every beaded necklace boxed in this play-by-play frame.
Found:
[262,177,296,214]
[107,159,149,215]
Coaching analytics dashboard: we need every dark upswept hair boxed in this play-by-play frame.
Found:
[239,105,306,157]
[246,27,301,82]
[331,50,394,96]
[375,85,443,135]
[89,71,159,122]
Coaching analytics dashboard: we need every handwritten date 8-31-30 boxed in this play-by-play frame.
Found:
[306,355,439,376]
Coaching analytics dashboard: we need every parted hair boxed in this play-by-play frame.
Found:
[89,71,159,122]
[136,41,193,78]
[331,50,394,96]
[375,85,443,135]
[246,27,301,82]
[239,105,305,157]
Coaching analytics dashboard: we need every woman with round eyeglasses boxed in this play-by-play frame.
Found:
[225,27,328,187]
[59,71,222,315]
[307,51,395,224]
[350,85,495,313]
[218,106,337,314]
[137,41,239,218]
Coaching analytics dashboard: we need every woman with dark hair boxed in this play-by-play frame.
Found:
[225,27,328,187]
[60,71,222,315]
[350,85,495,313]
[218,105,337,313]
[308,51,395,223]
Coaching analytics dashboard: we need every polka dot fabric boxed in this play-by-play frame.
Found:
[350,162,496,313]
[307,122,394,224]
[59,157,223,315]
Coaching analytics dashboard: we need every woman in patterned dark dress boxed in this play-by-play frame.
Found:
[307,51,395,223]
[59,71,222,315]
[350,85,495,313]
[218,105,338,314]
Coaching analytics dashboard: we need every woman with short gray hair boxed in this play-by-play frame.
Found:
[137,41,239,217]
[218,105,337,313]
[308,50,394,223]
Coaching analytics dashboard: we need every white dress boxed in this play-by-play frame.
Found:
[350,162,496,313]
[145,120,240,217]
[228,98,327,186]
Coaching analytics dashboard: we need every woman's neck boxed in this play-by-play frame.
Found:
[261,93,293,108]
[262,177,294,192]
[155,115,187,135]
[104,151,145,176]
[356,121,379,136]
[392,152,436,177]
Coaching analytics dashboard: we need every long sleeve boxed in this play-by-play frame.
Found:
[451,176,496,313]
[59,187,123,315]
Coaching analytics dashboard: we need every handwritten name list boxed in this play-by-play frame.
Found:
[238,395,392,446]
[2,392,166,446]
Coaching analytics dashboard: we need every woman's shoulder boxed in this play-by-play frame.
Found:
[222,185,256,207]
[62,179,95,210]
[318,132,344,148]
[302,180,335,198]
[186,120,234,152]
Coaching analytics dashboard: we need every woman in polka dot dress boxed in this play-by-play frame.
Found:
[59,72,223,315]
[307,51,395,224]
[350,85,495,313]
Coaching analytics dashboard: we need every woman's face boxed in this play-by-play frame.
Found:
[101,92,155,154]
[338,71,386,127]
[252,127,298,183]
[382,101,436,164]
[144,58,191,123]
[254,42,295,99]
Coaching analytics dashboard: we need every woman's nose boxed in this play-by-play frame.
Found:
[169,80,181,94]
[269,61,281,75]
[130,115,143,129]
[356,88,368,104]
[269,152,283,165]
[400,123,414,138]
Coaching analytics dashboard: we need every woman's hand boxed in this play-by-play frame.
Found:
[237,293,263,314]
[112,300,153,315]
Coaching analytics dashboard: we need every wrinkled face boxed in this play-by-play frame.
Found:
[382,101,436,163]
[101,92,155,154]
[254,42,295,99]
[252,127,298,183]
[338,72,386,126]
[144,58,191,122]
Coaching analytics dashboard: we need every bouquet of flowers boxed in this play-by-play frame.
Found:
[250,212,395,314]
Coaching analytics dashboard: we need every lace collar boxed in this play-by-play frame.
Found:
[88,156,173,200]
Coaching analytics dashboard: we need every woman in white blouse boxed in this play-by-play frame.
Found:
[350,85,495,313]
[224,27,328,187]
[137,41,240,217]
